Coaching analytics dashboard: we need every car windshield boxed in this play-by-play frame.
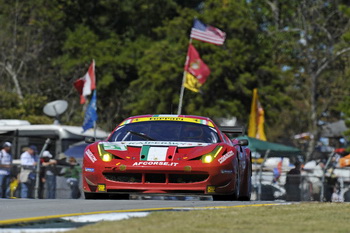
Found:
[108,121,221,143]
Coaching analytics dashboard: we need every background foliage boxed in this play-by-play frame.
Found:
[1,0,350,158]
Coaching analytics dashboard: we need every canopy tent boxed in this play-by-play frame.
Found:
[236,135,302,158]
[64,142,89,158]
[235,136,303,201]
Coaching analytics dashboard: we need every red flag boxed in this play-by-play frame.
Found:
[74,60,96,104]
[184,44,210,92]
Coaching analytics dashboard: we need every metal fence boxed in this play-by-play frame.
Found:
[251,167,350,202]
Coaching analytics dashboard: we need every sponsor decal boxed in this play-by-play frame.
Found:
[132,161,179,166]
[221,169,233,174]
[125,141,209,147]
[119,165,127,171]
[85,167,95,172]
[218,151,234,164]
[86,149,97,163]
[149,117,184,121]
[184,165,192,172]
[101,142,127,151]
[119,116,214,127]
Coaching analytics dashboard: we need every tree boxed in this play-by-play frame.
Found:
[125,0,294,140]
[262,0,350,160]
[0,0,65,100]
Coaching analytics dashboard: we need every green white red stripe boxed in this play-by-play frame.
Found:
[140,146,176,161]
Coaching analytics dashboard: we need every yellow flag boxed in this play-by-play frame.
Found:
[184,72,202,93]
[248,88,267,141]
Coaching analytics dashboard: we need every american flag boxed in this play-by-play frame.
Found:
[190,19,226,45]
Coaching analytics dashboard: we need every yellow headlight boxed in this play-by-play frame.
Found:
[203,155,214,163]
[102,153,113,162]
[201,146,223,163]
[98,144,113,162]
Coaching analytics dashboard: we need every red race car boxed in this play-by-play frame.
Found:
[82,115,252,200]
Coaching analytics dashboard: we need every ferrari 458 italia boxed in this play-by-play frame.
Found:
[82,115,252,200]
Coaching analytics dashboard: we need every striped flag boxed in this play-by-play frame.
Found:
[74,60,96,104]
[190,19,226,45]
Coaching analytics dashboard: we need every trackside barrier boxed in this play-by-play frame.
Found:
[252,166,350,202]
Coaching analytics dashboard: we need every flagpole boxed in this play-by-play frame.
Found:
[93,59,97,139]
[177,70,187,115]
[177,39,192,115]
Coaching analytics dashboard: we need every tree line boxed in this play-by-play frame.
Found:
[1,0,350,160]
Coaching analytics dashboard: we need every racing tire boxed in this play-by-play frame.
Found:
[238,162,252,201]
[212,160,240,201]
[233,166,241,200]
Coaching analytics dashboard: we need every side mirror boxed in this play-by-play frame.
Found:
[85,137,95,144]
[235,139,249,146]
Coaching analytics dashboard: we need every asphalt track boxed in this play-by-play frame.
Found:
[0,197,284,225]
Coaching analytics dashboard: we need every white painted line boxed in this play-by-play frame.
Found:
[0,229,73,233]
[0,212,150,233]
[61,212,149,222]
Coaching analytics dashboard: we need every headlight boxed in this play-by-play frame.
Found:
[201,146,223,163]
[98,144,113,162]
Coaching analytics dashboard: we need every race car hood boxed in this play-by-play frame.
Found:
[98,141,220,161]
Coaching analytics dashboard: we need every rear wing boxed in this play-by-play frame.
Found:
[219,126,245,135]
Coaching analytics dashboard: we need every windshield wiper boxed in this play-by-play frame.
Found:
[127,130,156,141]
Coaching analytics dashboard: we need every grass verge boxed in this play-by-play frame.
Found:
[67,202,350,233]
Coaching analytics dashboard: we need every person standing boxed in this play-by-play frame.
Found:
[285,161,302,201]
[19,145,38,198]
[0,142,12,198]
[41,151,58,199]
[64,157,81,199]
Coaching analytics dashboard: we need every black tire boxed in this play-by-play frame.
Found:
[239,162,252,201]
[233,166,241,200]
[213,159,240,201]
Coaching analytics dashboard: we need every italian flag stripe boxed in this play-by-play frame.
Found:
[140,145,150,161]
[140,146,176,161]
[166,146,177,161]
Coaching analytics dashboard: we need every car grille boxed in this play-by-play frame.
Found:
[103,173,208,183]
[104,173,142,183]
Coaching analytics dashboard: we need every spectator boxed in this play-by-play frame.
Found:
[285,161,302,201]
[63,156,81,199]
[41,151,58,199]
[0,142,12,198]
[19,145,38,198]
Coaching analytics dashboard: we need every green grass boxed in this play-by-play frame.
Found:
[67,203,350,233]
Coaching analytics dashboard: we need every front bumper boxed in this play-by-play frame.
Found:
[83,160,238,195]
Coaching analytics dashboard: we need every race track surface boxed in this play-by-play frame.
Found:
[0,198,281,222]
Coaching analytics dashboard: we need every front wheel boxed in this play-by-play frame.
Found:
[213,160,240,201]
[239,163,252,201]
